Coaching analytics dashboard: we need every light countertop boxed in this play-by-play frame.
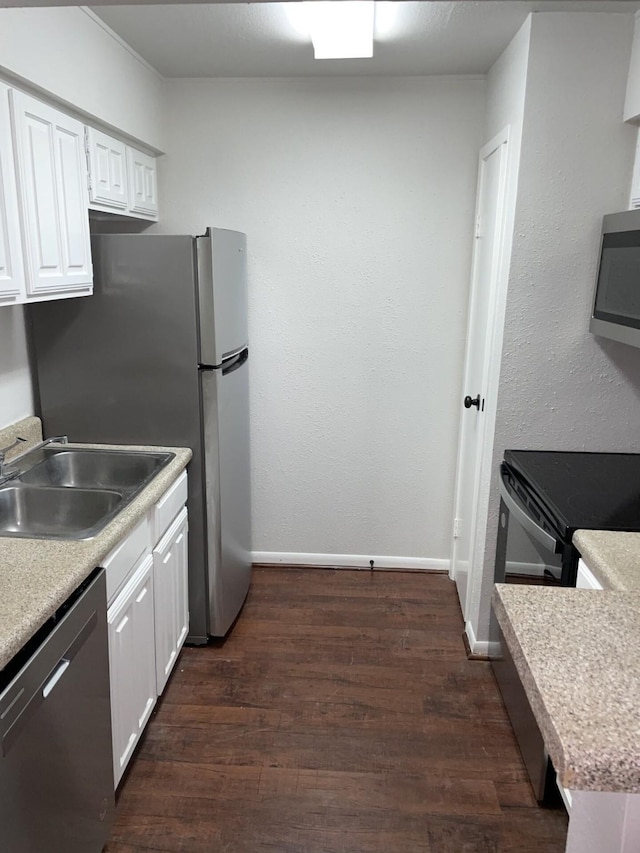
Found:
[0,417,191,671]
[573,529,640,591]
[492,583,640,793]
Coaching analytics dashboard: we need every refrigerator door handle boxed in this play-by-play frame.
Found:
[222,348,249,376]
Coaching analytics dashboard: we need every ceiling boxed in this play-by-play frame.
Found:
[92,1,640,78]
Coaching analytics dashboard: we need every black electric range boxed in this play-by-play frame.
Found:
[505,449,640,539]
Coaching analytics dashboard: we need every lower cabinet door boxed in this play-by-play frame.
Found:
[107,553,156,788]
[153,507,189,695]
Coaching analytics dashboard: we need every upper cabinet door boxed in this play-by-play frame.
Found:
[0,84,25,304]
[127,147,158,218]
[10,90,92,299]
[86,127,127,211]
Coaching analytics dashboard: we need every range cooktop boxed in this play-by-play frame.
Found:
[504,450,640,538]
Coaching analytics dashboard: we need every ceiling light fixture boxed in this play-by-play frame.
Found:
[305,1,374,60]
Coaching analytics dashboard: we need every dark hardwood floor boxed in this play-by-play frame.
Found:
[105,568,568,852]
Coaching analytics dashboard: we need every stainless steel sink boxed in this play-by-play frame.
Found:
[20,449,172,492]
[0,446,175,540]
[0,485,123,540]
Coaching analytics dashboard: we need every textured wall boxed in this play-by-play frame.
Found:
[156,76,485,561]
[0,8,166,150]
[0,307,33,429]
[474,12,639,643]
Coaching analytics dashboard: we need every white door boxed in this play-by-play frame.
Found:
[153,507,189,695]
[450,130,509,617]
[107,554,156,788]
[10,89,92,298]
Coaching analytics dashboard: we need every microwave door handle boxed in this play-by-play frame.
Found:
[499,472,559,553]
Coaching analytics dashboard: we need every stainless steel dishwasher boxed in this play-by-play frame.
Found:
[0,569,114,852]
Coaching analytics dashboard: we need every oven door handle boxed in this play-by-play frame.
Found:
[499,470,560,553]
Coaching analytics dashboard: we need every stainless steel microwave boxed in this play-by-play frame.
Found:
[590,208,640,347]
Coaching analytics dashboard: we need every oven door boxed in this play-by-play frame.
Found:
[495,464,565,586]
[491,463,569,805]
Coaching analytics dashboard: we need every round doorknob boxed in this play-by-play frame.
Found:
[464,394,481,410]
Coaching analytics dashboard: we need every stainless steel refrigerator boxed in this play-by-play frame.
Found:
[28,228,251,640]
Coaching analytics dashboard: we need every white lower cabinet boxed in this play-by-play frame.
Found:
[154,507,189,694]
[576,558,604,590]
[103,472,189,788]
[107,553,156,787]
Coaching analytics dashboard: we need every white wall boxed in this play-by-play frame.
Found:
[0,7,165,151]
[157,76,485,564]
[473,11,639,644]
[0,308,32,429]
[463,18,531,644]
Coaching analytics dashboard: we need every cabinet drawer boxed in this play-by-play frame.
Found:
[152,471,188,545]
[101,517,151,605]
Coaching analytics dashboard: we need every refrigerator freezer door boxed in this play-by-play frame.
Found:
[196,228,248,367]
[29,234,210,643]
[200,351,251,636]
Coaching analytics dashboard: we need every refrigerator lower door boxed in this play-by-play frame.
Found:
[200,350,252,636]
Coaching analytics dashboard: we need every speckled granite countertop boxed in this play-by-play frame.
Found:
[0,417,191,671]
[573,529,640,591]
[492,584,640,793]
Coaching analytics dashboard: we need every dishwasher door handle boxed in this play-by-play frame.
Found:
[1,610,97,756]
[42,659,70,698]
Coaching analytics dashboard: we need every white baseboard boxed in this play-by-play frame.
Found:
[465,619,500,658]
[251,552,450,573]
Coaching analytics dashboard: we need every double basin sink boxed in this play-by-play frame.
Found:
[0,446,174,540]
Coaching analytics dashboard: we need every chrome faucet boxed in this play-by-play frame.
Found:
[0,437,26,483]
[0,435,68,486]
[0,436,26,465]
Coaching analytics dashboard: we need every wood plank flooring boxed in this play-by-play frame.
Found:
[104,568,568,853]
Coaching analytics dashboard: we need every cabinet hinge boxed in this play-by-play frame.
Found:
[475,217,481,239]
[453,518,461,539]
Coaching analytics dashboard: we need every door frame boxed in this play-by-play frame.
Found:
[449,127,510,622]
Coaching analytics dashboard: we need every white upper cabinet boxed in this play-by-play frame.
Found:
[85,128,159,221]
[86,127,127,212]
[10,89,92,299]
[127,146,158,218]
[0,83,25,304]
